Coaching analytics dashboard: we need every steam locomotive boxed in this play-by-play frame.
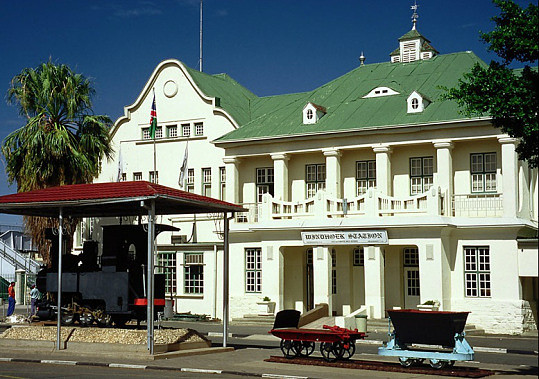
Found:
[36,223,175,327]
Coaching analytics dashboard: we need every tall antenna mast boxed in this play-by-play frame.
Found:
[411,0,419,30]
[199,0,203,72]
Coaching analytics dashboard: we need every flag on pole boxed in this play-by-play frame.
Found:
[117,147,124,182]
[178,142,188,187]
[149,94,157,139]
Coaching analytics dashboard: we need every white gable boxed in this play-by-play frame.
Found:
[407,91,430,113]
[303,102,326,124]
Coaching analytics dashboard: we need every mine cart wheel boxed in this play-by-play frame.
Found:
[79,309,94,327]
[413,358,425,366]
[428,359,448,369]
[399,357,414,367]
[340,340,356,360]
[60,310,76,325]
[446,360,455,367]
[280,339,299,358]
[320,341,344,362]
[297,341,315,356]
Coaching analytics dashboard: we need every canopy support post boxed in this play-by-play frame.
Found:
[147,200,156,354]
[222,212,231,347]
[56,208,63,350]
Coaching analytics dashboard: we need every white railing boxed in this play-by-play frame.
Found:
[235,203,259,223]
[452,193,503,217]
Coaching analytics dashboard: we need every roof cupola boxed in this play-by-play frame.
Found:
[390,1,438,63]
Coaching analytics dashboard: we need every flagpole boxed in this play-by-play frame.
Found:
[152,88,157,183]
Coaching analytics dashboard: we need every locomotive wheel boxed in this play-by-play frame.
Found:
[320,341,343,362]
[112,316,129,328]
[398,357,414,367]
[296,341,315,356]
[60,310,76,325]
[340,340,356,360]
[429,359,447,369]
[95,308,112,327]
[79,310,94,327]
[280,339,299,358]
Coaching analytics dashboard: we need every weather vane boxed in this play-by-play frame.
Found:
[411,0,419,30]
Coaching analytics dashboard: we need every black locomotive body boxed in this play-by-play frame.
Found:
[36,224,174,327]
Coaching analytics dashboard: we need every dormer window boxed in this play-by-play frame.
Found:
[407,91,430,113]
[303,102,326,125]
[363,86,399,98]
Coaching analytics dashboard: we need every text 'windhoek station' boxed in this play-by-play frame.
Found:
[88,17,538,335]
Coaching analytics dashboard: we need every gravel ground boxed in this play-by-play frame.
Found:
[0,326,206,345]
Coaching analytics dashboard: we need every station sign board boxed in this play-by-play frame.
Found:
[301,230,388,245]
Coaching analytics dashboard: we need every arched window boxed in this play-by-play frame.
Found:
[411,98,419,109]
[306,109,313,120]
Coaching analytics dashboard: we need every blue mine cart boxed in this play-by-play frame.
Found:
[378,309,474,369]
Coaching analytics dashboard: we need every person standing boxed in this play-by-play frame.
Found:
[30,284,40,318]
[7,282,16,317]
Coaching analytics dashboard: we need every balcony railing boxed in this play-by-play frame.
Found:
[233,187,446,223]
[452,193,503,217]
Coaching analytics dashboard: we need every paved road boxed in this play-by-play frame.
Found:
[0,361,255,378]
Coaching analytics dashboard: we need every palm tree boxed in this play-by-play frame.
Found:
[2,61,113,264]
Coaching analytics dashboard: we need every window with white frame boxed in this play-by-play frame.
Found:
[353,247,364,266]
[195,122,204,136]
[167,125,177,138]
[186,169,195,193]
[245,248,262,293]
[404,247,420,296]
[331,249,337,294]
[256,167,274,203]
[219,167,226,200]
[410,156,433,195]
[155,126,163,139]
[121,173,126,182]
[142,128,151,140]
[202,168,211,197]
[464,246,491,297]
[133,172,143,181]
[182,124,190,137]
[471,153,497,193]
[184,253,203,294]
[149,171,158,183]
[306,164,326,198]
[403,247,419,267]
[356,160,376,195]
[157,252,177,294]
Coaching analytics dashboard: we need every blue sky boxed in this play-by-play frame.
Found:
[0,0,533,225]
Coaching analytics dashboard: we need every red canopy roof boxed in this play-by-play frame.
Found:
[0,181,244,217]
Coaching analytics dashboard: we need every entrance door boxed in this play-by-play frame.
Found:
[403,247,420,309]
[306,249,314,311]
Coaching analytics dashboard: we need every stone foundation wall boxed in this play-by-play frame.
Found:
[452,299,535,334]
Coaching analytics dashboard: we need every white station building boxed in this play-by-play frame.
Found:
[91,21,538,334]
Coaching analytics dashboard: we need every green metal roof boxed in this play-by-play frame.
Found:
[183,65,257,125]
[214,51,488,142]
[399,28,430,42]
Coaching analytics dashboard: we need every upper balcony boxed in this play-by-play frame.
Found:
[235,188,505,224]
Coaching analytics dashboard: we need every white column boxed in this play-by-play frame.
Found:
[313,246,332,311]
[271,153,289,201]
[364,246,385,318]
[323,149,342,197]
[418,241,450,310]
[434,140,454,215]
[499,137,518,217]
[223,157,240,204]
[373,145,392,196]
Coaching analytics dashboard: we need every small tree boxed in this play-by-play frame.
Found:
[445,0,538,167]
[2,61,113,264]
